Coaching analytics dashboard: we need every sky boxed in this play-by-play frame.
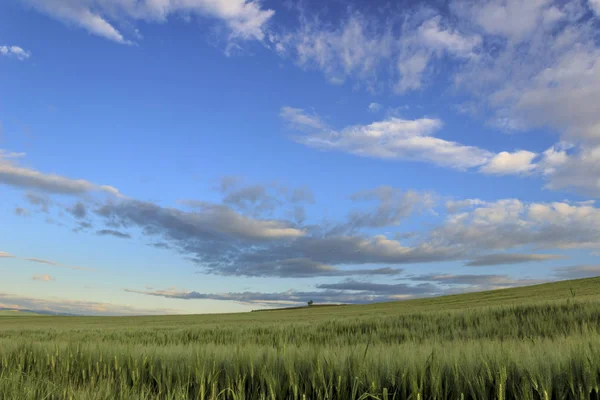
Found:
[1,0,600,315]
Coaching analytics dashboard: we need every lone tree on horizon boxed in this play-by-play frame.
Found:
[307,300,314,307]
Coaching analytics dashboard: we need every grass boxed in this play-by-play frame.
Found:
[2,277,600,399]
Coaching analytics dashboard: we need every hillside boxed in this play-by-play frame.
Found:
[2,276,598,329]
[2,277,600,399]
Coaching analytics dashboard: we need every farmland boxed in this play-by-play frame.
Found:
[2,277,600,399]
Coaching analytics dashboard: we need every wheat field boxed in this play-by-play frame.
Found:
[2,277,600,399]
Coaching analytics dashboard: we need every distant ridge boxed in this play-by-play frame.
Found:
[251,304,347,312]
[0,307,77,316]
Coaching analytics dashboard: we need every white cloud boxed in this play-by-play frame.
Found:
[417,16,481,57]
[21,0,274,45]
[479,150,538,175]
[0,45,31,60]
[395,52,430,93]
[282,10,482,94]
[0,251,15,258]
[32,274,55,282]
[290,13,393,87]
[285,110,494,169]
[280,107,325,130]
[393,15,481,93]
[466,0,552,42]
[430,198,600,251]
[544,145,600,195]
[446,198,486,213]
[538,143,571,175]
[588,0,600,16]
[510,46,600,141]
[368,102,382,112]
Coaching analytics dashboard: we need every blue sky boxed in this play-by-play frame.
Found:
[1,0,600,315]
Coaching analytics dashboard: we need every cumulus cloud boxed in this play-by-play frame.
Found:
[429,199,600,252]
[466,253,565,266]
[480,150,538,175]
[0,45,31,60]
[21,0,274,45]
[32,274,55,282]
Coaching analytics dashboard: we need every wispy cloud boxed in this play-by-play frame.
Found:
[466,253,566,267]
[20,257,93,272]
[284,110,493,170]
[0,149,121,196]
[280,107,326,130]
[553,265,600,279]
[346,186,436,229]
[0,292,179,316]
[32,274,55,282]
[14,207,30,217]
[96,229,132,239]
[368,102,382,113]
[21,0,274,46]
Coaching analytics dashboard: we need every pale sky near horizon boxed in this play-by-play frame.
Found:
[1,0,600,315]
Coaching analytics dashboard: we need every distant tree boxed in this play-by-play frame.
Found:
[307,300,314,307]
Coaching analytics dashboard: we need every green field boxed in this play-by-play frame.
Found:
[2,277,600,399]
